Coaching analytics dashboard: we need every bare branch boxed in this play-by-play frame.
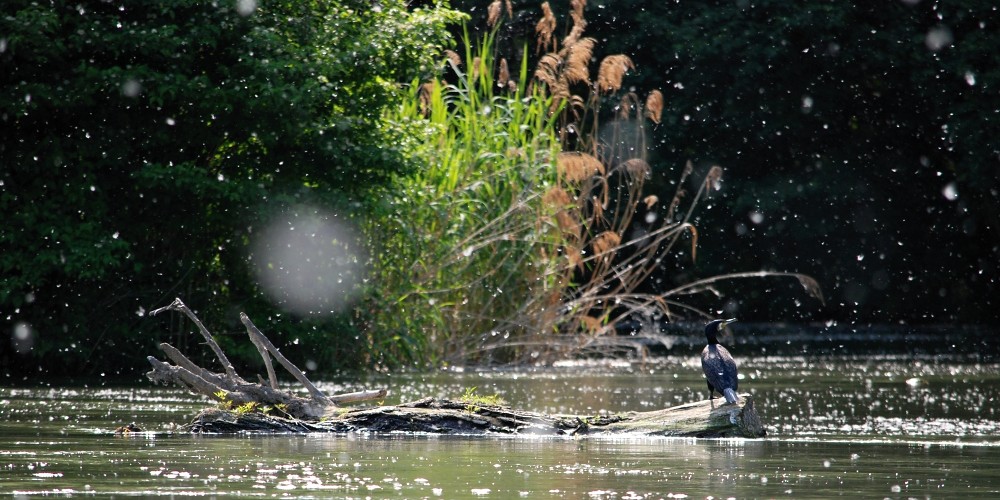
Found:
[146,356,229,398]
[248,334,279,390]
[239,313,330,403]
[329,389,388,405]
[157,343,231,389]
[663,271,825,304]
[150,298,241,381]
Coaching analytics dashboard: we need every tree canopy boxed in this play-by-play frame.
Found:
[0,0,460,376]
[3,0,997,378]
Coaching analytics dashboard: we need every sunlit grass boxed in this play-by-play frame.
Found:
[367,28,566,366]
[459,386,507,408]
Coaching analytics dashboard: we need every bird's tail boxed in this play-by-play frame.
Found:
[723,388,739,404]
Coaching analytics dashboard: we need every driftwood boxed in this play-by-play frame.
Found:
[186,395,765,437]
[147,298,766,438]
[147,298,385,420]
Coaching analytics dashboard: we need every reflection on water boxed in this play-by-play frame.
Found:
[1,327,999,497]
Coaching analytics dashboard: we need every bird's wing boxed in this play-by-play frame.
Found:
[703,345,738,392]
[701,346,727,390]
[718,345,738,391]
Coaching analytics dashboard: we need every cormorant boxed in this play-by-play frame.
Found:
[701,319,739,404]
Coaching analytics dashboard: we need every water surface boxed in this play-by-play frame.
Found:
[2,326,999,497]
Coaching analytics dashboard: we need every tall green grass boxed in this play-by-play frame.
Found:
[366,31,569,366]
[364,4,823,368]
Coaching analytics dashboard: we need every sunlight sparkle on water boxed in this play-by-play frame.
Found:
[3,335,1000,497]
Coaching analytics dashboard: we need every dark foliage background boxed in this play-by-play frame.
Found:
[0,0,456,378]
[2,0,997,380]
[456,0,999,325]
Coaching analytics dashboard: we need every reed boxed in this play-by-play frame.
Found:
[366,3,821,367]
[596,55,635,94]
[367,29,568,365]
[536,2,557,53]
[461,0,823,364]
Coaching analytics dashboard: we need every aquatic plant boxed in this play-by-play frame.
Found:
[536,1,822,361]
[366,2,822,367]
[366,29,566,366]
[459,386,507,410]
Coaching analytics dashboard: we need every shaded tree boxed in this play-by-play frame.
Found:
[0,0,459,376]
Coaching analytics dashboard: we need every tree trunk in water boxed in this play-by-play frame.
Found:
[186,395,765,437]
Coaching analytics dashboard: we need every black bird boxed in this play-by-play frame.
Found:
[701,319,739,404]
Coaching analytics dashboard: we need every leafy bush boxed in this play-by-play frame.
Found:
[0,0,460,375]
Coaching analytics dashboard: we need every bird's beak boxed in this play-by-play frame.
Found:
[722,318,738,329]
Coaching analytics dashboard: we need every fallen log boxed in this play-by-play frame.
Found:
[147,298,766,438]
[186,395,765,437]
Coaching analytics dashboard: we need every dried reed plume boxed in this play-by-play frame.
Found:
[557,212,580,238]
[488,0,502,28]
[544,187,580,239]
[444,50,462,68]
[579,315,603,334]
[685,224,699,262]
[620,158,651,178]
[565,243,583,268]
[418,81,435,116]
[536,2,557,53]
[706,165,723,191]
[543,186,572,207]
[564,37,595,84]
[498,58,510,89]
[617,93,636,120]
[549,78,571,112]
[562,23,586,49]
[643,194,659,210]
[472,56,482,81]
[590,194,604,221]
[645,90,663,124]
[666,160,693,221]
[570,0,586,22]
[597,54,634,93]
[565,0,587,47]
[592,230,621,257]
[558,151,605,182]
[797,275,825,303]
[488,0,514,28]
[534,53,561,88]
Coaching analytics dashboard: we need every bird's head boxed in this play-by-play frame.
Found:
[704,318,737,344]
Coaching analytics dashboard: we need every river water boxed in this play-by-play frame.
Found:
[2,325,999,497]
